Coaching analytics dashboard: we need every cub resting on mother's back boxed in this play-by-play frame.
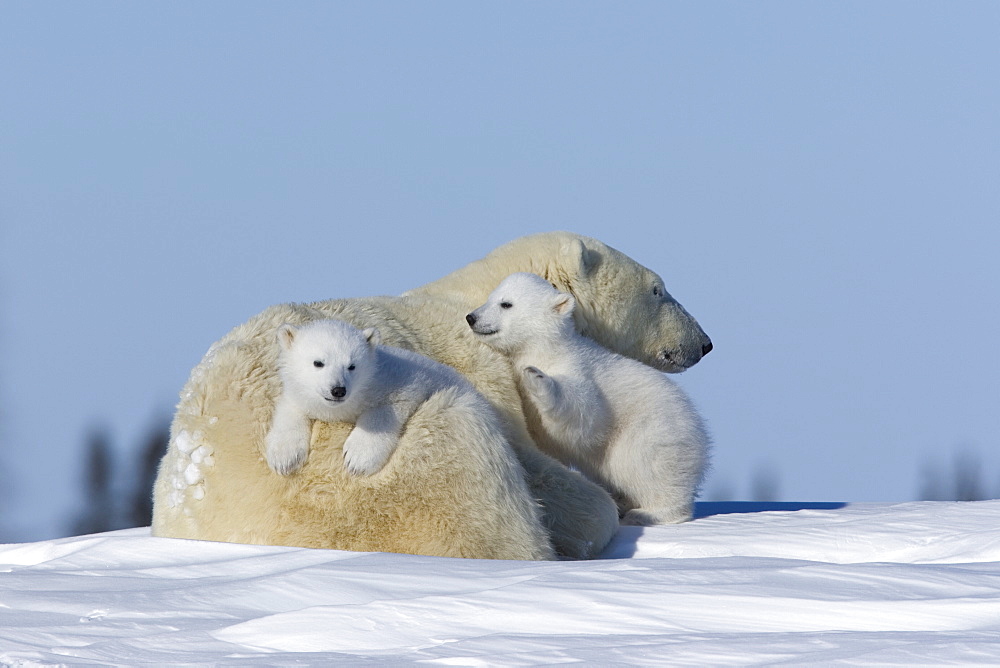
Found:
[266,318,490,478]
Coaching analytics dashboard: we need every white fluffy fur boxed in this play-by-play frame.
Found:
[267,318,478,477]
[468,272,710,525]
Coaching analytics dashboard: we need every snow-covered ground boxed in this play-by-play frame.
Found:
[3,501,999,666]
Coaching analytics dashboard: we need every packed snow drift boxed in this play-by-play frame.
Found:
[3,501,1000,665]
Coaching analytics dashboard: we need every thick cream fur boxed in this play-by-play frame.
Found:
[153,300,556,560]
[152,233,710,560]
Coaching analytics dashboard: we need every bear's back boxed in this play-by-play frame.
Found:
[375,344,474,403]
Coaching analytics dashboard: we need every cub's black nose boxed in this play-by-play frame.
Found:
[702,340,714,356]
[331,386,346,398]
[465,313,477,327]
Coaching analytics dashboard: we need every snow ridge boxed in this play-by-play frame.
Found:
[2,501,999,665]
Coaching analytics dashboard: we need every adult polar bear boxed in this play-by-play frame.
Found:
[152,232,712,560]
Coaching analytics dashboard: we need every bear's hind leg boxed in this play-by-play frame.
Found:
[621,503,693,526]
[603,423,703,526]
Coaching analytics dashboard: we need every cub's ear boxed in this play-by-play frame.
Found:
[362,327,382,346]
[552,292,576,316]
[560,238,598,277]
[277,323,298,351]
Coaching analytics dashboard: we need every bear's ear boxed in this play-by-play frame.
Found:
[277,324,298,351]
[560,238,598,277]
[362,327,381,347]
[552,292,576,316]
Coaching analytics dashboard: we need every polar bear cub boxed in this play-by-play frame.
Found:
[467,272,710,525]
[266,318,476,477]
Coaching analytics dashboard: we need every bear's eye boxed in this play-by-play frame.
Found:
[652,286,661,297]
[348,364,356,371]
[313,360,325,368]
[500,301,513,309]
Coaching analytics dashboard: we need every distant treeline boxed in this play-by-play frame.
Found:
[71,421,169,536]
[697,452,998,506]
[918,449,1000,503]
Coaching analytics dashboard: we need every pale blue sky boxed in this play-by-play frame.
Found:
[2,2,998,540]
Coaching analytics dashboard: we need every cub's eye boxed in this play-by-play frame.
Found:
[652,286,662,297]
[500,302,513,309]
[348,364,356,371]
[313,360,325,368]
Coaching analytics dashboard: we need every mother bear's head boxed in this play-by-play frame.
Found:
[411,231,713,374]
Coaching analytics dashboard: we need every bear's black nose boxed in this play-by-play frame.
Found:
[702,340,714,357]
[331,386,346,398]
[465,313,477,327]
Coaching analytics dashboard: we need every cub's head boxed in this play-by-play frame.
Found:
[276,319,380,414]
[466,272,575,354]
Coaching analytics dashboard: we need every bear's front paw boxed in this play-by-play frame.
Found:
[342,430,395,476]
[265,434,309,476]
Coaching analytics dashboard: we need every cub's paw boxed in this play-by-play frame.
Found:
[521,366,558,407]
[523,366,548,381]
[342,430,395,476]
[522,366,554,392]
[265,435,309,476]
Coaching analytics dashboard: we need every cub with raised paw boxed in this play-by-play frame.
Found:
[468,272,710,525]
